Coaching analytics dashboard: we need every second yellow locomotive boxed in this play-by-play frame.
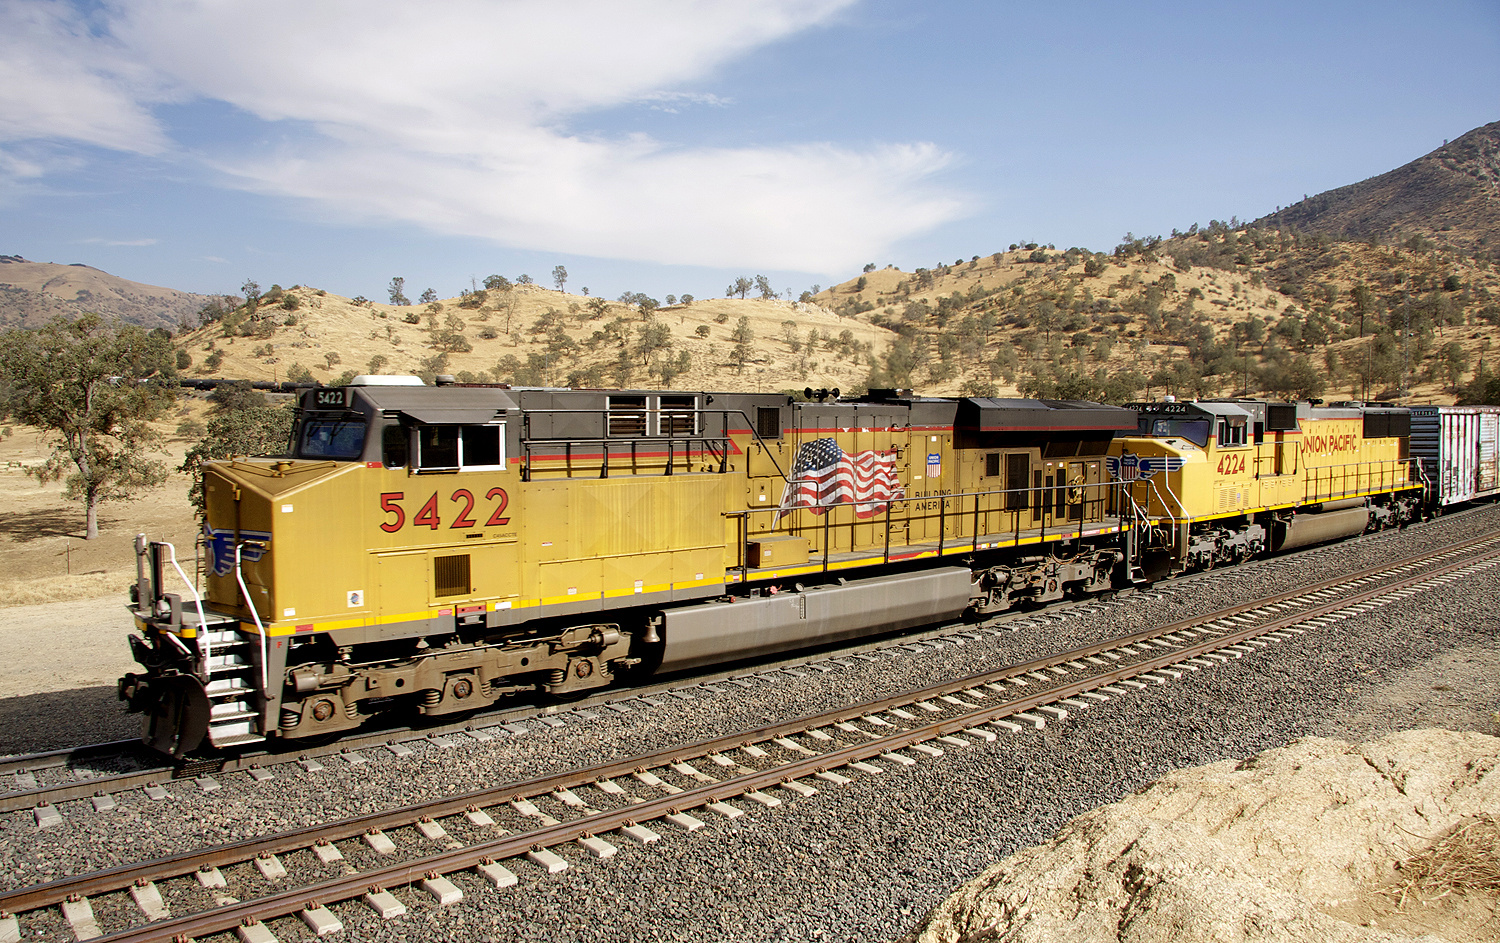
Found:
[1111,398,1422,574]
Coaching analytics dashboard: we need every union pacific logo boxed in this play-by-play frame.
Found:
[1106,455,1185,481]
[203,523,272,576]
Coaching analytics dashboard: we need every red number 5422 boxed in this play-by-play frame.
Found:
[379,488,510,533]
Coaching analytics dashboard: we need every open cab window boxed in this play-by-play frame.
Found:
[415,424,506,472]
[1216,417,1248,447]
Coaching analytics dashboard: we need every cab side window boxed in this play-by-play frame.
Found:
[1217,418,1247,447]
[382,425,408,468]
[415,424,506,472]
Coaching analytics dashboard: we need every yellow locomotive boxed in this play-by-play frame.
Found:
[1110,399,1422,574]
[122,380,1142,754]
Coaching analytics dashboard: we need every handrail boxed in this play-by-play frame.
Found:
[516,407,791,482]
[234,543,271,695]
[158,542,211,682]
[728,478,1128,573]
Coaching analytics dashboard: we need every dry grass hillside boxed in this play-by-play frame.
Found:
[0,255,205,331]
[1258,120,1500,256]
[180,284,889,396]
[811,230,1500,404]
[172,232,1500,407]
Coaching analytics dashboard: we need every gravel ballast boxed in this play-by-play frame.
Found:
[3,505,1499,942]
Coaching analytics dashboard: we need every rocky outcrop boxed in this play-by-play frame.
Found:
[909,730,1499,943]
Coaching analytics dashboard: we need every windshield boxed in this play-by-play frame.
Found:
[299,414,368,459]
[1138,417,1210,448]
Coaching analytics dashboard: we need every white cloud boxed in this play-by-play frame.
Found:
[641,91,733,114]
[1,0,968,271]
[222,135,961,270]
[80,236,159,246]
[0,2,170,152]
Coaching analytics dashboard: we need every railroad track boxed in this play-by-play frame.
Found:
[3,535,1499,943]
[4,523,1499,820]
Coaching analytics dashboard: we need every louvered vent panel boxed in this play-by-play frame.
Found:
[434,554,471,597]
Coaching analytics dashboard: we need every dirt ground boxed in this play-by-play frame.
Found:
[0,419,204,752]
[0,418,203,605]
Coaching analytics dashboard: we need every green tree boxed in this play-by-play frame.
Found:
[552,265,569,291]
[418,288,438,304]
[657,350,692,387]
[1437,341,1469,392]
[0,314,178,538]
[635,317,672,367]
[431,313,472,353]
[388,277,411,306]
[1348,283,1376,338]
[730,316,754,372]
[179,392,296,512]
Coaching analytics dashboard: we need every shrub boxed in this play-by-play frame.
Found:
[175,418,206,439]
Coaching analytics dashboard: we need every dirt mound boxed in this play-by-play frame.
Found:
[908,730,1500,943]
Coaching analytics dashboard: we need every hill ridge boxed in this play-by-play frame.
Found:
[1255,120,1500,253]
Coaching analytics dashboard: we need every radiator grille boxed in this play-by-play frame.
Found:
[434,554,471,597]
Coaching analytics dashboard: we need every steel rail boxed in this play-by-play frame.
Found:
[0,740,140,778]
[73,542,1500,943]
[6,523,1497,819]
[6,536,1498,931]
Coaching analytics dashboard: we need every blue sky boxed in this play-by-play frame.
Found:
[1,0,1496,304]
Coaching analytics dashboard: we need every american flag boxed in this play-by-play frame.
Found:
[777,438,904,519]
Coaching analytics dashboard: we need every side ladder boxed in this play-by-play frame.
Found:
[197,626,264,748]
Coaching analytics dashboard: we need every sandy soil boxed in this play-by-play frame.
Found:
[909,728,1500,943]
[0,420,203,753]
[0,419,203,604]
